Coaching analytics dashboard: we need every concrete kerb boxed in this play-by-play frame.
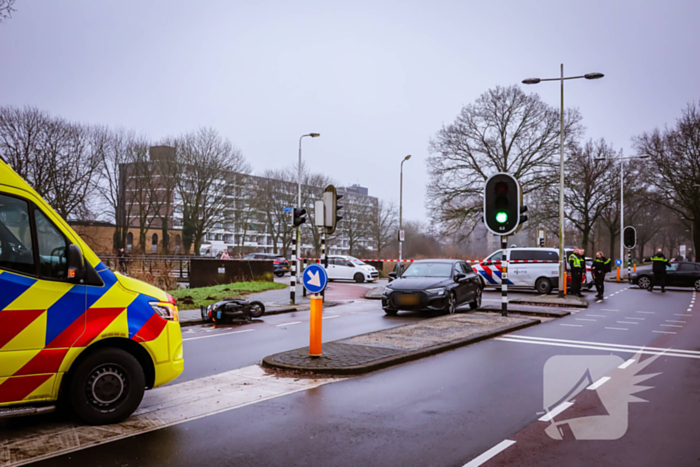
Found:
[476,304,571,318]
[510,295,588,308]
[180,301,346,327]
[262,317,539,375]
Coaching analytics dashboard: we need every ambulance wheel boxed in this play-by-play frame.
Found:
[535,278,553,294]
[69,347,145,425]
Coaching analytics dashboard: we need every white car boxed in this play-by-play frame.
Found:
[324,255,379,283]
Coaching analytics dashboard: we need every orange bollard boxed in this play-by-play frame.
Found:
[616,267,620,281]
[634,264,637,272]
[563,271,567,295]
[310,295,323,356]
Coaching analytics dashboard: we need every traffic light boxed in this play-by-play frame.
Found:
[623,226,637,249]
[484,173,521,235]
[322,185,343,234]
[293,207,306,227]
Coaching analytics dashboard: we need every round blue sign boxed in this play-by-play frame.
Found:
[303,263,328,293]
[615,259,622,266]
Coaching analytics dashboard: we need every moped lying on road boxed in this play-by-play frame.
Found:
[200,299,265,324]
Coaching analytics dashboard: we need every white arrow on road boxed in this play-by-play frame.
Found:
[307,270,321,287]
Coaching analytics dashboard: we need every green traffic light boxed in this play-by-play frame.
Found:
[496,211,508,224]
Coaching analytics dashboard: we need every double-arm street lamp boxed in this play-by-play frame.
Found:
[595,154,649,273]
[399,155,411,261]
[522,64,604,297]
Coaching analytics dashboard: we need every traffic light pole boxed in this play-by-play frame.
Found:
[501,236,508,316]
[627,249,631,282]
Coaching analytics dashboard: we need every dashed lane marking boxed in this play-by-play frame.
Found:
[617,321,638,325]
[601,309,619,311]
[585,314,606,317]
[586,376,611,390]
[653,330,676,334]
[637,311,655,314]
[183,328,255,342]
[322,315,340,320]
[462,440,516,467]
[660,324,683,328]
[560,324,583,327]
[618,359,636,369]
[538,402,574,422]
[605,327,628,331]
[576,318,597,322]
[674,313,692,317]
[276,321,303,327]
[666,320,686,323]
[625,317,645,320]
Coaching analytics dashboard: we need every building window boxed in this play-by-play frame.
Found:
[175,234,181,254]
[151,233,158,254]
[126,232,133,252]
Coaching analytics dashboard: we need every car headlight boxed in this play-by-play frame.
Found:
[382,286,392,295]
[150,301,179,321]
[426,287,445,296]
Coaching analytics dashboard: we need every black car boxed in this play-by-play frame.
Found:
[630,261,700,290]
[382,259,483,315]
[243,253,290,277]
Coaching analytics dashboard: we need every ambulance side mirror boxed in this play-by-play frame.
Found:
[67,244,86,281]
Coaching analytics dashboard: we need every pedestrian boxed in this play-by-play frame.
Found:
[568,248,585,297]
[592,251,611,299]
[648,248,671,292]
[117,247,127,274]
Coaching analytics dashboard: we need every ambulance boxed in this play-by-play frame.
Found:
[0,157,184,424]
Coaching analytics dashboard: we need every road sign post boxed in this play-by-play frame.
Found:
[302,263,328,357]
[500,236,508,316]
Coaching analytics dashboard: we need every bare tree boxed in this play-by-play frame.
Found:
[336,190,374,257]
[427,85,582,239]
[176,128,250,256]
[634,102,700,256]
[0,0,15,23]
[369,199,397,258]
[255,169,296,257]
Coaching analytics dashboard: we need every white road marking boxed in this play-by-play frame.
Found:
[637,311,655,314]
[0,365,337,466]
[675,313,692,317]
[665,320,686,323]
[587,376,611,390]
[538,402,574,422]
[601,309,619,311]
[653,330,676,334]
[504,335,700,355]
[183,328,255,342]
[276,321,302,327]
[625,317,645,320]
[463,440,516,467]
[322,315,340,320]
[496,337,700,359]
[617,321,638,325]
[660,324,683,328]
[618,359,636,369]
[576,318,597,321]
[605,327,628,331]
[560,324,583,327]
[586,314,606,317]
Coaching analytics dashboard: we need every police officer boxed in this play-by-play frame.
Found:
[568,248,585,297]
[592,251,611,299]
[649,248,671,292]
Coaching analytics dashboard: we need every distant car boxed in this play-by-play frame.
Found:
[243,253,290,277]
[630,261,700,290]
[324,255,379,283]
[382,259,483,315]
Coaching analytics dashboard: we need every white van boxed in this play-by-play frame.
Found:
[324,255,379,283]
[473,248,564,294]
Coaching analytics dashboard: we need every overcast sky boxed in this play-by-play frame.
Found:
[1,1,698,223]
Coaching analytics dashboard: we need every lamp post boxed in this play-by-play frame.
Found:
[595,154,649,276]
[399,155,411,262]
[522,65,604,296]
[293,133,320,304]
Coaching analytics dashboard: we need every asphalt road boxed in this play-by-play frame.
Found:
[10,282,700,467]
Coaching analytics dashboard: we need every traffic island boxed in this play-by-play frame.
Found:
[476,303,571,317]
[262,313,539,375]
[510,294,588,308]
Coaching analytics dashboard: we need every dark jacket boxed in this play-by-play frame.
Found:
[650,253,671,273]
[593,256,611,276]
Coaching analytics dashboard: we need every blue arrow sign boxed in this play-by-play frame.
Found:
[303,263,328,294]
[283,207,293,213]
[615,259,622,266]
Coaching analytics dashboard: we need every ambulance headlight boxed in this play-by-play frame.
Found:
[150,302,178,321]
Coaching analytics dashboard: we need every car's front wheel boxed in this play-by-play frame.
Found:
[354,273,365,283]
[469,287,482,310]
[638,276,651,289]
[694,279,700,291]
[383,308,398,316]
[69,348,145,425]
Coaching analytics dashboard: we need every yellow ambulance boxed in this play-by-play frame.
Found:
[0,157,183,425]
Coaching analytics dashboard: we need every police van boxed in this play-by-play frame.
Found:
[474,247,565,294]
[0,158,184,424]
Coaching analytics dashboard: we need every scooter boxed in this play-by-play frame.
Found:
[201,299,265,324]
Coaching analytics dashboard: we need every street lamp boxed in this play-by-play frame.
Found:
[293,132,320,304]
[522,64,604,297]
[595,154,649,276]
[399,155,411,262]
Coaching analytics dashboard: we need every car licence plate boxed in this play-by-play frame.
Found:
[396,294,420,306]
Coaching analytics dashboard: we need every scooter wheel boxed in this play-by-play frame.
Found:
[248,301,265,318]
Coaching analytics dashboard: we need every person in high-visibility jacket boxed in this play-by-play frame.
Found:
[568,248,585,297]
[648,248,671,292]
[592,251,611,299]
